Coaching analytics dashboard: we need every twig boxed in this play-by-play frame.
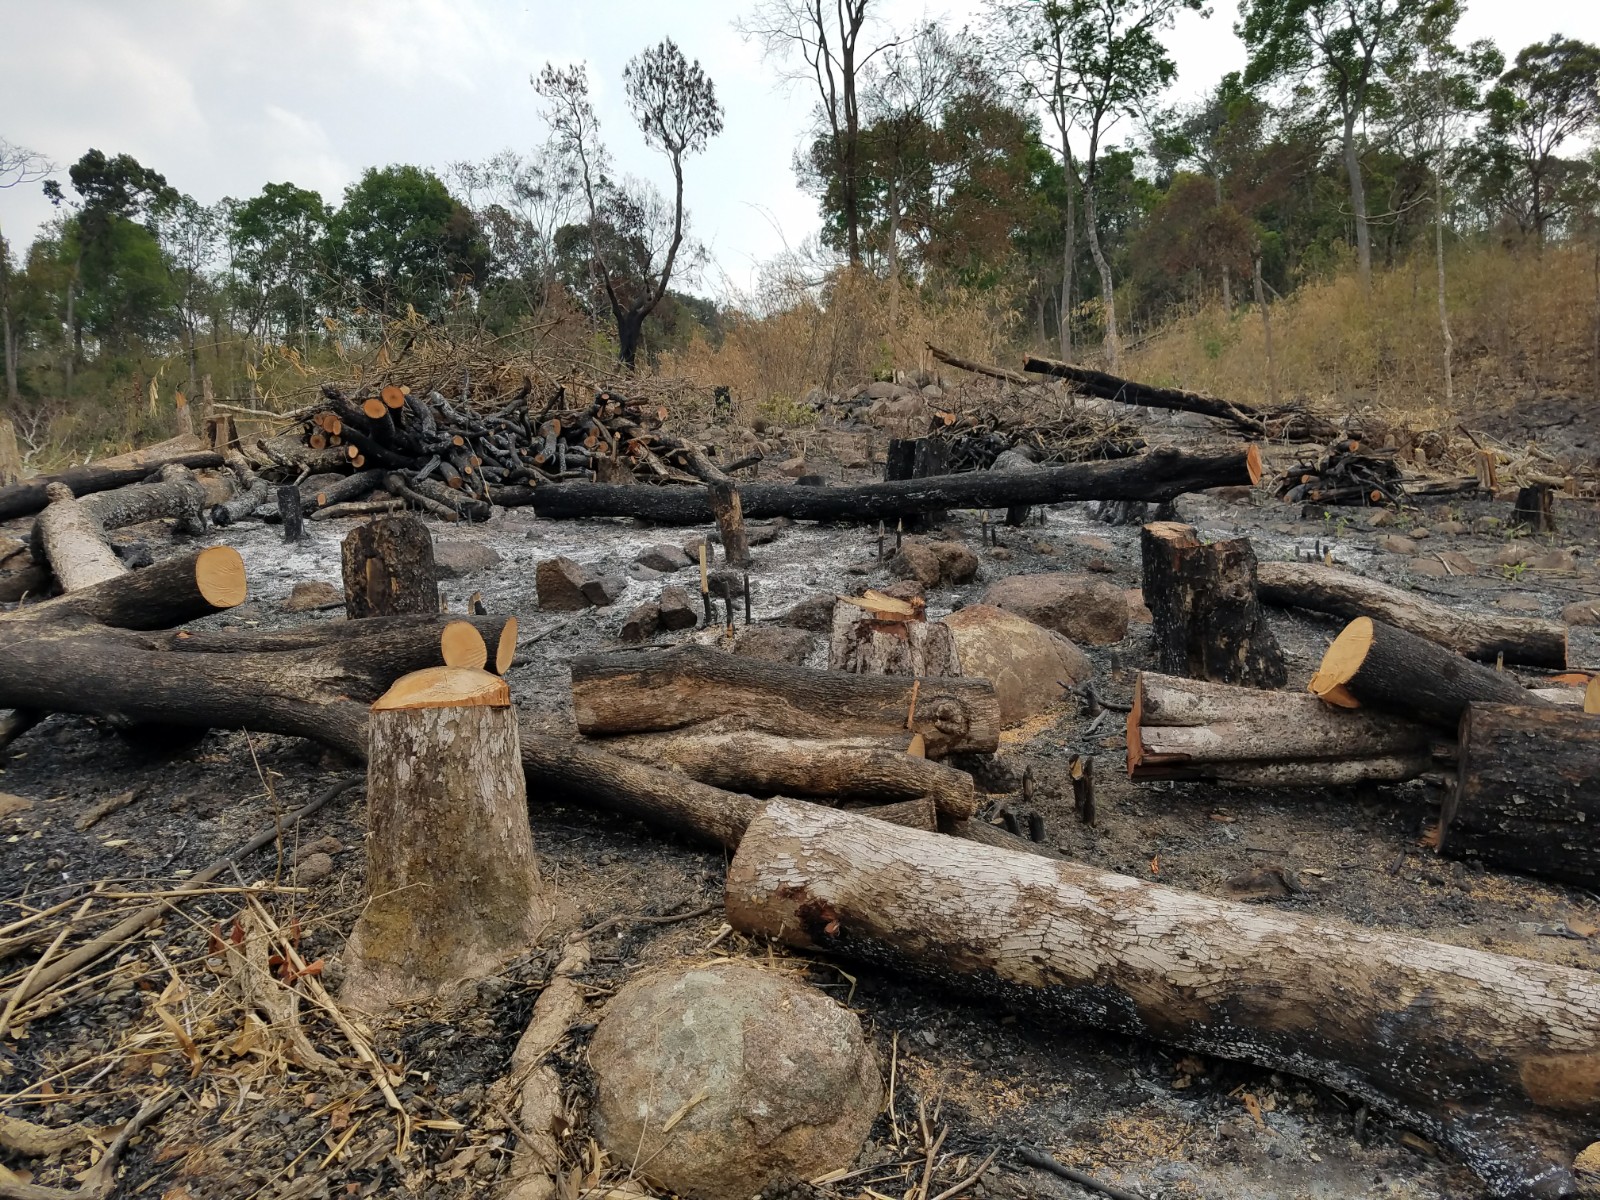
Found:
[1018,1147,1149,1200]
[576,902,717,943]
[928,1148,1000,1200]
[0,1088,178,1200]
[913,1125,947,1200]
[0,892,97,1041]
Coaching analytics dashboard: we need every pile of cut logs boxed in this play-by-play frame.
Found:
[1275,438,1409,506]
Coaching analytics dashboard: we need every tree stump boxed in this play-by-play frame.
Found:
[1140,522,1286,688]
[885,437,951,529]
[341,626,549,1012]
[277,484,304,544]
[1512,484,1555,534]
[828,591,958,677]
[708,480,751,569]
[341,514,438,618]
[1443,703,1600,888]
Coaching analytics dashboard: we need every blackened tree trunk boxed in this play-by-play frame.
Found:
[341,514,438,618]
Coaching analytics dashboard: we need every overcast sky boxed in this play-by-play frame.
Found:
[2,0,1597,301]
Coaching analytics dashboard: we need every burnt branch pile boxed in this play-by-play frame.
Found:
[1276,438,1409,506]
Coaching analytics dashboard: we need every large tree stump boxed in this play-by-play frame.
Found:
[727,800,1600,1199]
[342,633,549,1012]
[1140,522,1286,687]
[1127,672,1438,786]
[1513,484,1556,534]
[1257,560,1567,668]
[1443,703,1600,888]
[828,591,959,677]
[1309,616,1543,731]
[341,513,438,618]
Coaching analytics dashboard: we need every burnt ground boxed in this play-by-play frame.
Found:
[2,415,1599,1200]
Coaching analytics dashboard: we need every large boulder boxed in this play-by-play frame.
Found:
[536,557,592,611]
[432,540,503,579]
[589,963,881,1200]
[889,539,978,588]
[981,573,1129,645]
[941,604,1091,725]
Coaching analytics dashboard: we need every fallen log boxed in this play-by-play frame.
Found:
[1127,672,1438,786]
[0,452,223,522]
[570,644,1000,758]
[513,446,1262,524]
[1443,703,1600,888]
[75,463,209,536]
[595,729,977,818]
[1140,523,1286,688]
[1023,356,1266,436]
[1258,561,1568,668]
[2,546,246,630]
[1309,617,1546,730]
[926,343,1037,387]
[726,800,1600,1199]
[34,483,124,592]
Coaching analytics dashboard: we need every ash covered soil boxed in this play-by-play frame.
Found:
[2,422,1599,1200]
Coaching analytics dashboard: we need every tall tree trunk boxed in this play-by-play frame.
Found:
[1059,181,1076,360]
[1435,172,1454,406]
[1253,255,1278,407]
[1082,182,1119,369]
[1215,175,1231,311]
[617,309,645,370]
[64,259,81,398]
[887,176,900,334]
[2,304,15,404]
[1342,111,1373,290]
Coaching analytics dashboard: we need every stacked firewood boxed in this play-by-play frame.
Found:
[1276,438,1407,506]
[287,382,684,506]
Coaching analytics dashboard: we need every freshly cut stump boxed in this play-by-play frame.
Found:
[589,962,881,1200]
[727,801,1600,1200]
[341,513,438,618]
[341,653,548,1012]
[1444,703,1600,888]
[1309,616,1540,730]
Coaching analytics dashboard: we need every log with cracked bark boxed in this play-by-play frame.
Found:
[512,446,1262,524]
[1127,672,1439,786]
[34,483,125,592]
[0,451,223,521]
[1443,703,1600,888]
[726,800,1600,1199]
[1022,356,1267,435]
[1309,616,1546,731]
[570,644,1000,758]
[1257,560,1568,668]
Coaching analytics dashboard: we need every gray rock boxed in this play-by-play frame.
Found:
[432,540,503,579]
[582,574,627,607]
[619,602,660,643]
[1562,601,1600,626]
[658,585,699,631]
[780,594,837,631]
[626,562,665,583]
[293,852,335,885]
[636,543,691,572]
[733,626,817,664]
[1378,535,1419,555]
[981,573,1130,645]
[589,963,881,1200]
[864,380,908,400]
[537,556,593,611]
[282,580,342,613]
[942,604,1091,726]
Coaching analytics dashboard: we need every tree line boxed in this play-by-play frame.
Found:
[0,2,1597,423]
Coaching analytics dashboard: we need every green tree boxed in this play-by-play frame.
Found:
[324,165,486,318]
[229,182,331,348]
[1486,36,1600,247]
[1,138,53,402]
[1240,0,1452,291]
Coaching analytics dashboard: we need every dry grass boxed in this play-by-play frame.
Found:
[1125,242,1600,411]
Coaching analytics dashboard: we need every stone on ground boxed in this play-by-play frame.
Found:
[658,585,699,631]
[941,604,1091,725]
[733,625,816,665]
[889,539,978,587]
[536,557,593,611]
[589,962,881,1200]
[619,602,660,643]
[636,543,691,572]
[581,574,627,607]
[779,594,836,631]
[432,540,503,579]
[1562,601,1600,626]
[282,580,341,613]
[981,572,1129,645]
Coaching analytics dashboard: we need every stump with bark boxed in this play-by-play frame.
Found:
[1140,522,1286,688]
[1443,703,1600,888]
[727,800,1600,1199]
[1513,484,1556,534]
[828,591,958,678]
[342,637,549,1012]
[1309,617,1542,730]
[1257,560,1567,668]
[341,513,439,618]
[1127,672,1438,786]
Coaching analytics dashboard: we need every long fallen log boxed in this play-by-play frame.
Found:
[0,452,223,522]
[1258,560,1568,668]
[726,800,1600,1199]
[570,644,1000,758]
[34,483,125,592]
[926,343,1037,388]
[3,546,246,630]
[510,446,1261,524]
[595,730,977,818]
[1309,616,1546,730]
[1444,703,1600,888]
[1127,672,1438,786]
[1022,357,1267,436]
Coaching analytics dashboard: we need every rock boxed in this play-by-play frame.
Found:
[590,963,881,1200]
[1205,485,1256,505]
[1436,551,1477,576]
[296,835,344,859]
[1378,535,1419,555]
[620,603,660,643]
[889,541,942,587]
[1409,526,1431,540]
[748,518,791,546]
[988,547,1013,561]
[1562,601,1600,626]
[582,574,627,607]
[921,383,944,401]
[282,580,341,613]
[432,540,503,579]
[929,541,979,584]
[1366,510,1396,528]
[1495,593,1543,612]
[537,557,594,611]
[1472,516,1500,535]
[1409,557,1448,578]
[1493,545,1530,568]
[627,562,666,583]
[1525,549,1577,573]
[981,573,1129,645]
[1076,534,1116,554]
[293,852,335,885]
[1124,588,1153,624]
[778,457,809,477]
[864,380,908,400]
[990,448,1041,474]
[879,579,925,602]
[779,594,837,631]
[733,626,816,665]
[941,604,1091,726]
[636,543,691,572]
[1433,520,1467,535]
[658,586,699,631]
[682,536,710,565]
[708,569,744,602]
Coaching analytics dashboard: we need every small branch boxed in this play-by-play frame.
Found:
[1018,1147,1149,1200]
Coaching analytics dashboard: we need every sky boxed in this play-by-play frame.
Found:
[1,0,1597,301]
